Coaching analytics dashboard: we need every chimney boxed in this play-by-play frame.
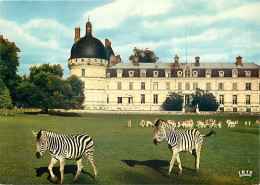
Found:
[105,39,111,47]
[110,56,117,66]
[195,56,200,67]
[116,55,122,63]
[236,56,243,66]
[174,55,179,67]
[74,27,80,43]
[133,56,139,66]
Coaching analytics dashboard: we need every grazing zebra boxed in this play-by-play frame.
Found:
[153,119,214,176]
[32,130,97,184]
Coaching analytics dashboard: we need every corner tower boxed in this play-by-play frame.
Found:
[68,19,108,110]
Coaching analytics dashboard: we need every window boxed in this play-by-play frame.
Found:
[193,82,198,90]
[140,70,146,78]
[128,71,134,77]
[233,107,237,112]
[81,69,85,77]
[165,70,171,78]
[206,69,211,78]
[219,71,224,77]
[117,97,122,104]
[185,83,190,90]
[218,83,224,91]
[220,107,224,112]
[153,82,158,90]
[246,95,250,105]
[166,82,170,90]
[233,95,237,104]
[219,95,224,104]
[107,94,109,103]
[141,94,145,104]
[233,83,237,91]
[178,82,182,90]
[153,94,158,104]
[153,71,159,77]
[193,71,198,77]
[206,83,211,91]
[141,82,145,90]
[246,83,251,90]
[117,82,122,90]
[129,82,133,90]
[246,107,251,113]
[177,71,183,77]
[128,97,133,104]
[117,69,122,77]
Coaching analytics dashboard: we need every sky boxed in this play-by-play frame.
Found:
[0,0,259,78]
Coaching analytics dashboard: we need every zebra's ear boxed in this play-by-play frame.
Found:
[32,131,37,138]
[158,120,163,128]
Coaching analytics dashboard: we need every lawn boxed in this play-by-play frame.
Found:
[0,112,259,184]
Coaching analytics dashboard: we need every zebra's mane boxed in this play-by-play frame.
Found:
[155,119,175,130]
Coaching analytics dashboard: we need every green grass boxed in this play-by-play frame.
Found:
[0,112,259,184]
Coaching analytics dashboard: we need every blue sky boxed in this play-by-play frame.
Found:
[0,0,259,78]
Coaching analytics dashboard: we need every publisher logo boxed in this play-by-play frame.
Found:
[238,170,253,177]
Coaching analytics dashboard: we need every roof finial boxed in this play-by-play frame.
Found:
[88,16,89,22]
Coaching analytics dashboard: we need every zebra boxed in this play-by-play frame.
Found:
[153,119,214,176]
[32,130,97,184]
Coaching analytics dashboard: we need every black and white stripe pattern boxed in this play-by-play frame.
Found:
[153,119,214,175]
[33,130,97,184]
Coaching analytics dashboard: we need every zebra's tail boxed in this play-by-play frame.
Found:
[202,130,215,137]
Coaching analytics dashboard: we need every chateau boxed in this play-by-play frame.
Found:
[68,19,260,113]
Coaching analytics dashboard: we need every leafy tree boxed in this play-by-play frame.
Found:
[0,87,13,116]
[129,47,158,63]
[162,92,183,111]
[0,35,21,104]
[16,63,84,113]
[191,88,219,111]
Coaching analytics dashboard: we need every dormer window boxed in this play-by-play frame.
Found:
[153,71,159,77]
[140,69,146,78]
[192,71,198,77]
[184,68,190,77]
[245,71,251,77]
[129,71,134,77]
[232,69,238,78]
[165,69,171,78]
[219,71,224,77]
[177,71,183,77]
[206,69,211,78]
[117,69,123,78]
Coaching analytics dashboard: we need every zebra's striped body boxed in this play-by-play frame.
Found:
[153,119,214,175]
[33,130,97,184]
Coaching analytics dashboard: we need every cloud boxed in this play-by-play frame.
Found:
[82,0,174,30]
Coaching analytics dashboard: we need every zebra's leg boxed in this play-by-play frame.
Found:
[176,154,182,175]
[59,158,65,184]
[73,158,83,182]
[48,157,58,182]
[168,149,178,176]
[195,145,202,173]
[86,152,98,180]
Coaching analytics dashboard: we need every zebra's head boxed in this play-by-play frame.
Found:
[153,119,166,145]
[32,130,48,159]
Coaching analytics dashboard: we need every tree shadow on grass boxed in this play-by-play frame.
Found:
[122,159,194,177]
[35,165,94,184]
[24,111,81,117]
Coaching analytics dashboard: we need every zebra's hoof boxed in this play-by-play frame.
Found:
[178,172,182,175]
[167,172,171,176]
[95,175,98,180]
[51,176,59,183]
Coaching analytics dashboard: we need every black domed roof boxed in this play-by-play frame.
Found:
[70,35,108,60]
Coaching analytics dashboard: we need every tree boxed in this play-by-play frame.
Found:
[16,63,85,113]
[191,88,219,111]
[162,92,183,111]
[0,35,21,104]
[129,47,158,63]
[0,87,13,116]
